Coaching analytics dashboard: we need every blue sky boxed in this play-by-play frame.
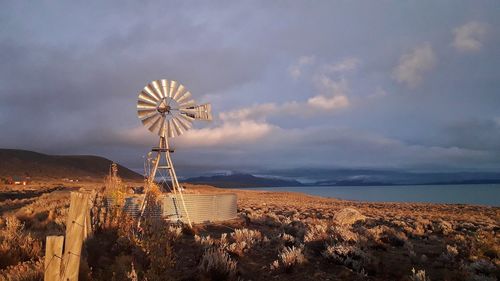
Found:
[1,1,499,176]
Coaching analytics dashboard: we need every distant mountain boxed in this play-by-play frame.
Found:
[229,168,500,186]
[314,179,394,186]
[0,149,142,180]
[183,173,304,188]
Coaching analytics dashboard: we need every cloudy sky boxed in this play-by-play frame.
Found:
[1,1,499,177]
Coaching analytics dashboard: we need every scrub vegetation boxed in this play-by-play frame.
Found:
[0,182,498,281]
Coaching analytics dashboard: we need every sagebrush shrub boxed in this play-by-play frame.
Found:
[198,247,237,281]
[0,216,42,269]
[272,245,306,273]
[0,259,43,281]
[410,268,430,281]
[226,228,264,256]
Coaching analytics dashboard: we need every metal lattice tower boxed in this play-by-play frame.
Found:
[136,79,212,226]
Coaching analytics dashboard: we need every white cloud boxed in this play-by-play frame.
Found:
[392,43,436,88]
[288,55,315,79]
[220,96,348,121]
[223,57,356,121]
[113,120,275,149]
[313,75,349,96]
[307,95,349,110]
[452,21,487,52]
[368,87,388,99]
[322,57,360,73]
[219,103,277,121]
[179,120,274,148]
[309,74,350,109]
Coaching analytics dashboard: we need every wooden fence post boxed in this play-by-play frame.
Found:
[60,192,90,281]
[44,236,64,281]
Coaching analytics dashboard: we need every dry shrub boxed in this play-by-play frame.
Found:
[476,230,499,260]
[321,223,372,275]
[465,259,497,281]
[127,262,138,281]
[0,259,43,281]
[226,228,264,256]
[304,221,329,242]
[84,175,175,281]
[195,234,217,248]
[439,244,459,263]
[104,163,128,208]
[283,220,307,239]
[198,247,237,281]
[433,220,453,235]
[322,242,369,274]
[366,225,407,247]
[167,225,183,240]
[331,226,359,243]
[410,268,430,281]
[196,228,266,257]
[0,216,42,269]
[271,245,306,273]
[279,232,296,246]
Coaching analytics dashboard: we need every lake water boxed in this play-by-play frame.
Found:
[246,184,500,206]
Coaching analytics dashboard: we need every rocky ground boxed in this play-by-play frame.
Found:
[0,182,498,281]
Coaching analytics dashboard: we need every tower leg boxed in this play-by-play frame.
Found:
[139,135,192,228]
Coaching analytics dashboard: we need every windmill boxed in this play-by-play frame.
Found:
[136,79,212,226]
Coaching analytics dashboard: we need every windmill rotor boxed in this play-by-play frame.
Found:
[137,79,212,138]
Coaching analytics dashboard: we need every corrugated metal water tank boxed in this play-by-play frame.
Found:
[162,193,238,223]
[109,193,238,223]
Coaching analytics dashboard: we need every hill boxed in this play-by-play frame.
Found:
[183,173,304,188]
[0,149,142,180]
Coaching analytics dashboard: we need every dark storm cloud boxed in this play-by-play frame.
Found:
[1,1,499,175]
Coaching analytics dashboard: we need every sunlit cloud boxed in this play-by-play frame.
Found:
[392,43,436,88]
[287,55,315,79]
[179,120,275,148]
[307,95,349,110]
[452,21,487,52]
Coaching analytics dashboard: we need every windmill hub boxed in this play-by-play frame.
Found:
[157,98,172,114]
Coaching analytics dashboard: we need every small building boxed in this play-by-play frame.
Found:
[12,176,30,185]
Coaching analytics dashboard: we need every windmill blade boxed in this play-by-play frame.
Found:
[173,115,191,131]
[157,117,166,137]
[138,91,159,104]
[178,99,197,109]
[151,80,165,99]
[171,118,183,136]
[144,84,161,102]
[148,115,163,135]
[137,100,156,110]
[176,91,192,104]
[168,81,178,98]
[141,114,161,130]
[137,109,157,119]
[167,119,176,138]
[178,113,195,122]
[161,79,170,99]
[173,84,186,101]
